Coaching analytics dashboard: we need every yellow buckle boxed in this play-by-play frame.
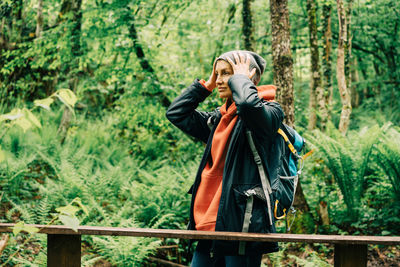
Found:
[274,200,287,219]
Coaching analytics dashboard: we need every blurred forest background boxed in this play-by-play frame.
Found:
[0,0,399,266]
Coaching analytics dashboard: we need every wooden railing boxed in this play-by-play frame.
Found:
[0,223,399,267]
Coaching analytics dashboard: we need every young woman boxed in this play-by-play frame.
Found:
[166,51,284,267]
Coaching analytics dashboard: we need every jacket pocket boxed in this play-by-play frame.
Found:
[232,184,269,233]
[273,175,297,218]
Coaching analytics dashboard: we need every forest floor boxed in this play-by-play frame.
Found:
[262,244,400,267]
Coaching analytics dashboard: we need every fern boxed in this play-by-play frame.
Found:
[374,127,400,201]
[34,196,52,224]
[306,123,383,220]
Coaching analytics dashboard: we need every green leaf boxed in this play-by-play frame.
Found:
[13,221,25,235]
[0,108,23,121]
[12,221,39,235]
[59,214,79,232]
[23,225,40,234]
[15,117,32,132]
[55,89,77,107]
[71,197,89,215]
[56,204,80,216]
[34,97,54,110]
[23,108,42,128]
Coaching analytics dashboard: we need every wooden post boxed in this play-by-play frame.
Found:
[47,234,81,267]
[334,244,367,267]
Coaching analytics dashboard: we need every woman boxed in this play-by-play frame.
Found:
[166,51,284,267]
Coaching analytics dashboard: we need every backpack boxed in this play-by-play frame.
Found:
[245,124,305,221]
[251,85,306,221]
[238,124,305,254]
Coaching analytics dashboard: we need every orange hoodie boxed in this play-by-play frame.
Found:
[193,82,277,231]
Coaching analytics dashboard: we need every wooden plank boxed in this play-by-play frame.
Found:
[334,244,367,267]
[0,223,399,245]
[47,234,81,267]
[147,257,187,267]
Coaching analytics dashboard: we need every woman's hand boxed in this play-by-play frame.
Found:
[204,59,217,90]
[226,52,256,80]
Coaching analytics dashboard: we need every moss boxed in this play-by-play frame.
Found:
[288,211,316,234]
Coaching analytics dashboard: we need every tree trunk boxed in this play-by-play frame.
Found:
[12,0,23,42]
[57,0,83,144]
[306,0,325,130]
[35,0,44,38]
[350,57,360,107]
[321,1,333,123]
[321,1,333,121]
[127,10,171,108]
[270,0,311,228]
[344,0,353,90]
[242,0,255,51]
[269,0,295,127]
[336,0,352,134]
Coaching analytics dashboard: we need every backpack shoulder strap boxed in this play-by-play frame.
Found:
[277,128,298,155]
[245,130,273,225]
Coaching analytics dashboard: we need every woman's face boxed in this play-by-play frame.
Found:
[215,60,233,100]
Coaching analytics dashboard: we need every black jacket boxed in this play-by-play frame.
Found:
[166,74,285,255]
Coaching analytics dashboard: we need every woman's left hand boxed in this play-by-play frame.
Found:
[226,52,256,80]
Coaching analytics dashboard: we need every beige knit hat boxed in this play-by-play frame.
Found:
[216,50,266,85]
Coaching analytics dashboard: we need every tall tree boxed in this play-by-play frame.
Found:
[336,0,352,134]
[270,0,311,228]
[57,0,83,143]
[35,0,44,38]
[321,0,333,121]
[269,0,295,127]
[126,7,171,108]
[350,57,360,107]
[306,0,324,130]
[344,0,354,103]
[242,0,255,51]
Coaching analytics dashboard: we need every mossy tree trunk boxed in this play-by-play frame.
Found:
[35,0,43,38]
[57,0,83,143]
[127,8,171,108]
[270,0,312,231]
[269,0,295,127]
[306,0,326,130]
[337,0,352,134]
[321,0,333,123]
[344,0,353,90]
[242,0,255,51]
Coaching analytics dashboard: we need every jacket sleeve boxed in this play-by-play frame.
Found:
[166,79,215,143]
[228,74,284,138]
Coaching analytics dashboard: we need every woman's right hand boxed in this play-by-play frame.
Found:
[204,60,217,91]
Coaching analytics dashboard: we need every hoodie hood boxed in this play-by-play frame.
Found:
[257,84,276,101]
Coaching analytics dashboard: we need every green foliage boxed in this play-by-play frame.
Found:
[113,80,203,162]
[303,123,400,234]
[1,0,400,265]
[374,127,400,201]
[306,123,380,221]
[0,108,196,265]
